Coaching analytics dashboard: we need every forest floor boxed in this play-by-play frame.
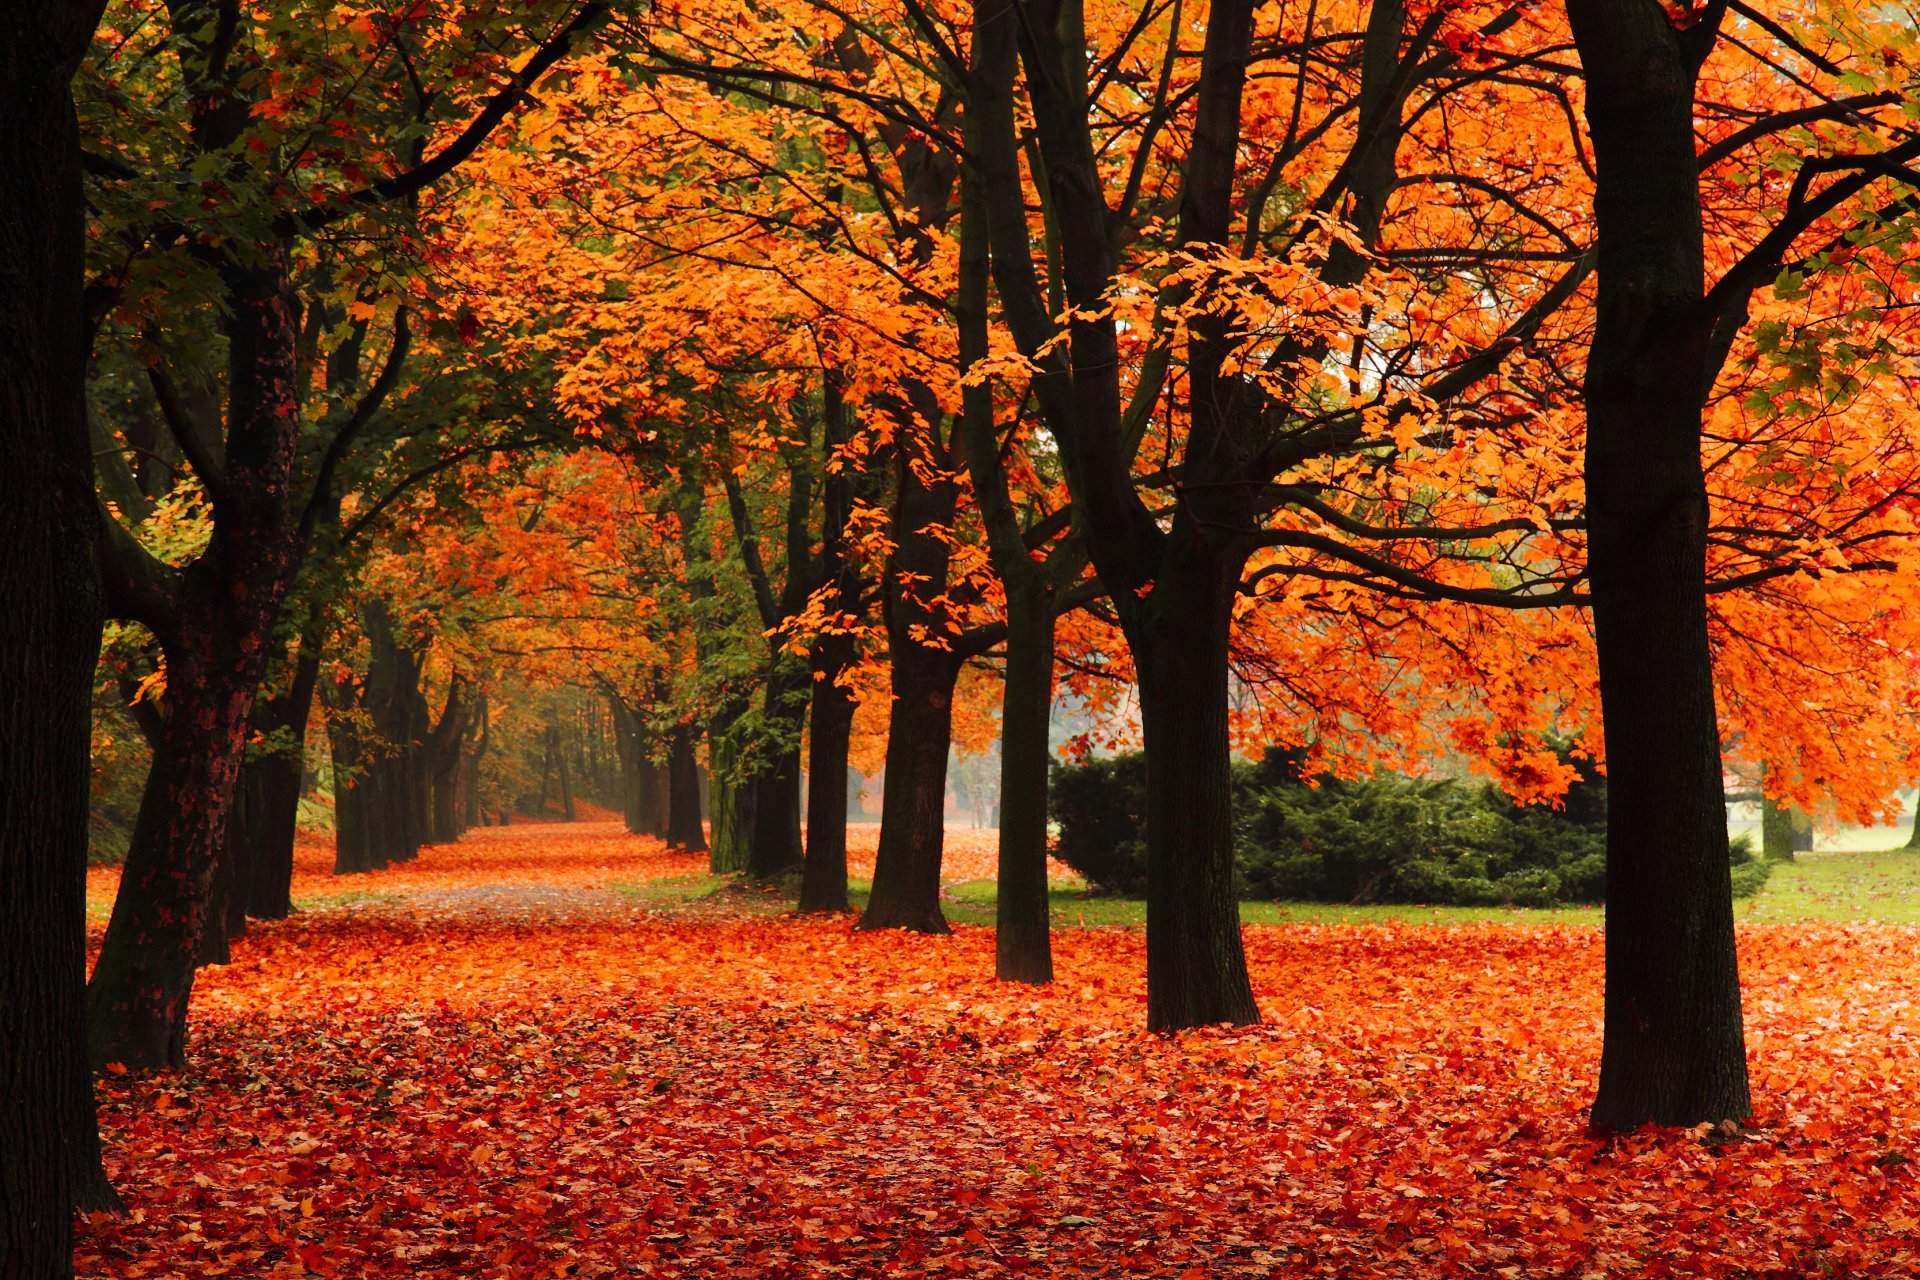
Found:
[77,821,1920,1277]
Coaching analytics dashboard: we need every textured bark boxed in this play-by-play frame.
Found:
[1133,558,1259,1029]
[798,651,856,914]
[425,676,468,842]
[89,642,271,1070]
[971,0,1271,1025]
[0,6,116,1260]
[858,646,963,934]
[326,674,375,874]
[1568,0,1751,1131]
[858,401,967,934]
[954,93,1062,982]
[239,624,323,919]
[798,373,864,913]
[745,667,807,880]
[88,241,306,1073]
[992,584,1057,984]
[665,724,708,853]
[706,719,754,874]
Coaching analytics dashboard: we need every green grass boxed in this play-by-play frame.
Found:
[1738,847,1920,925]
[937,879,1603,929]
[601,845,1920,930]
[611,874,733,904]
[292,890,403,911]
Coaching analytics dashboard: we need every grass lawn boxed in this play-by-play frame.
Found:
[1740,845,1920,925]
[612,842,1920,930]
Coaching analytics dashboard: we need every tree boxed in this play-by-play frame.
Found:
[83,0,608,1070]
[0,6,117,1270]
[1567,0,1920,1128]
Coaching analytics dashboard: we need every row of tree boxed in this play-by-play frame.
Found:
[12,1,1920,1276]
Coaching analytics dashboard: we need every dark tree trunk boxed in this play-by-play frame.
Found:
[549,721,568,821]
[426,676,467,843]
[857,376,970,933]
[88,646,270,1071]
[636,757,667,837]
[88,237,307,1073]
[610,692,645,832]
[1568,0,1751,1131]
[972,0,1265,1026]
[666,723,708,852]
[240,628,322,919]
[359,605,423,864]
[953,101,1060,982]
[1,4,118,1252]
[993,583,1056,983]
[607,689,669,837]
[327,675,374,874]
[799,654,856,913]
[1133,555,1259,1029]
[244,744,301,917]
[746,666,808,879]
[858,646,962,933]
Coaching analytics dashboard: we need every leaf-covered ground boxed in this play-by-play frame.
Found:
[79,823,1920,1277]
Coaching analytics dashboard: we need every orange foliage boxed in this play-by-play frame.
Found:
[77,824,1920,1277]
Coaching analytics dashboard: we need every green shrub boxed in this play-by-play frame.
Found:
[1049,749,1769,906]
[1048,752,1148,895]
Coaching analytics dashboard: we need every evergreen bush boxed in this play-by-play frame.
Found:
[1049,749,1771,906]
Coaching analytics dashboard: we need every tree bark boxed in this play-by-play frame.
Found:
[858,645,963,933]
[240,624,323,918]
[88,238,307,1073]
[1134,554,1259,1029]
[553,723,575,821]
[798,371,864,912]
[426,675,467,843]
[326,674,375,874]
[993,582,1057,983]
[858,392,968,934]
[746,666,808,879]
[706,718,755,873]
[1761,800,1797,864]
[799,649,856,913]
[1568,0,1751,1131]
[953,86,1064,981]
[1,5,118,1255]
[666,723,708,852]
[88,644,268,1070]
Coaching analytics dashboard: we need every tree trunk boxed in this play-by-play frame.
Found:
[858,647,962,933]
[242,740,301,918]
[707,719,754,874]
[994,581,1056,983]
[1,5,118,1252]
[88,649,261,1071]
[1569,0,1751,1131]
[746,666,808,879]
[241,633,322,918]
[1761,800,1796,863]
[555,725,575,821]
[1129,556,1259,1030]
[327,676,374,875]
[953,109,1058,982]
[426,677,467,843]
[799,650,856,914]
[666,723,708,852]
[636,757,668,837]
